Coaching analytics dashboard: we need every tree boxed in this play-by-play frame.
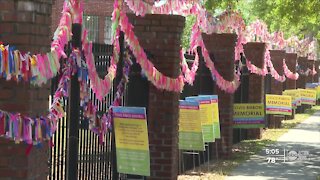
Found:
[241,0,320,41]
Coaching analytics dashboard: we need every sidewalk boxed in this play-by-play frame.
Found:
[227,111,320,180]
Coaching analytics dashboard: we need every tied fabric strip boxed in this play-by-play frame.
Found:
[190,24,241,93]
[283,59,299,80]
[197,34,240,93]
[0,63,71,145]
[265,50,286,82]
[246,59,268,76]
[85,49,133,143]
[0,0,80,85]
[119,11,185,92]
[83,0,122,101]
[180,49,199,85]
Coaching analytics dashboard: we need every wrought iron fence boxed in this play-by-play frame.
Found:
[48,43,120,180]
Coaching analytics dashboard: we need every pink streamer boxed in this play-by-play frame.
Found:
[180,49,199,85]
[283,59,299,80]
[119,11,185,92]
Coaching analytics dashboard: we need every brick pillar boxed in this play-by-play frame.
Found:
[244,42,266,139]
[297,57,308,88]
[268,50,286,128]
[202,33,237,158]
[314,61,319,83]
[306,59,314,83]
[296,57,308,113]
[0,0,52,179]
[315,61,320,105]
[128,14,185,180]
[284,53,297,90]
[284,53,297,119]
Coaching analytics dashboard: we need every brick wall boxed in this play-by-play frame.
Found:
[284,53,297,90]
[244,42,266,139]
[202,33,237,158]
[0,0,52,179]
[268,50,286,128]
[128,14,185,180]
[52,0,128,44]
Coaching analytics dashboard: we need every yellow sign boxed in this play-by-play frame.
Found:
[179,100,205,151]
[298,89,316,105]
[113,107,150,176]
[179,108,202,132]
[200,103,213,125]
[114,118,149,150]
[283,89,301,107]
[233,104,265,128]
[266,94,292,115]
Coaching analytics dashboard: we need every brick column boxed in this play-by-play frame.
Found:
[268,50,285,128]
[284,53,297,119]
[128,14,184,180]
[296,57,308,113]
[284,53,297,90]
[314,61,319,83]
[0,0,52,179]
[244,42,266,139]
[306,59,314,83]
[297,57,308,88]
[202,33,237,158]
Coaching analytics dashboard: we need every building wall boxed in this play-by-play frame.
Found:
[52,0,131,44]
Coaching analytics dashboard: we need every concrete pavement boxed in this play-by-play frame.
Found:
[226,111,320,180]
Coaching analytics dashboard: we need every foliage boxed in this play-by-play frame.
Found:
[242,0,320,40]
[182,0,320,56]
[181,15,196,49]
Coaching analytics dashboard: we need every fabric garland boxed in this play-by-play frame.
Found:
[246,58,268,76]
[197,32,240,93]
[180,49,199,85]
[283,59,299,80]
[265,50,286,82]
[0,0,80,85]
[84,48,132,143]
[119,11,185,92]
[312,64,317,76]
[83,0,122,101]
[0,60,71,145]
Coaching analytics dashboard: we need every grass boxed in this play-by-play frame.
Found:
[178,106,320,180]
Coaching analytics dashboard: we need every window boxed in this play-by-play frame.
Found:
[83,15,99,43]
[104,17,112,45]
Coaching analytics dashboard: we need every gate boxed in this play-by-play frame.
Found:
[48,41,122,179]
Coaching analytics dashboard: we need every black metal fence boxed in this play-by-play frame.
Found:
[48,43,120,180]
